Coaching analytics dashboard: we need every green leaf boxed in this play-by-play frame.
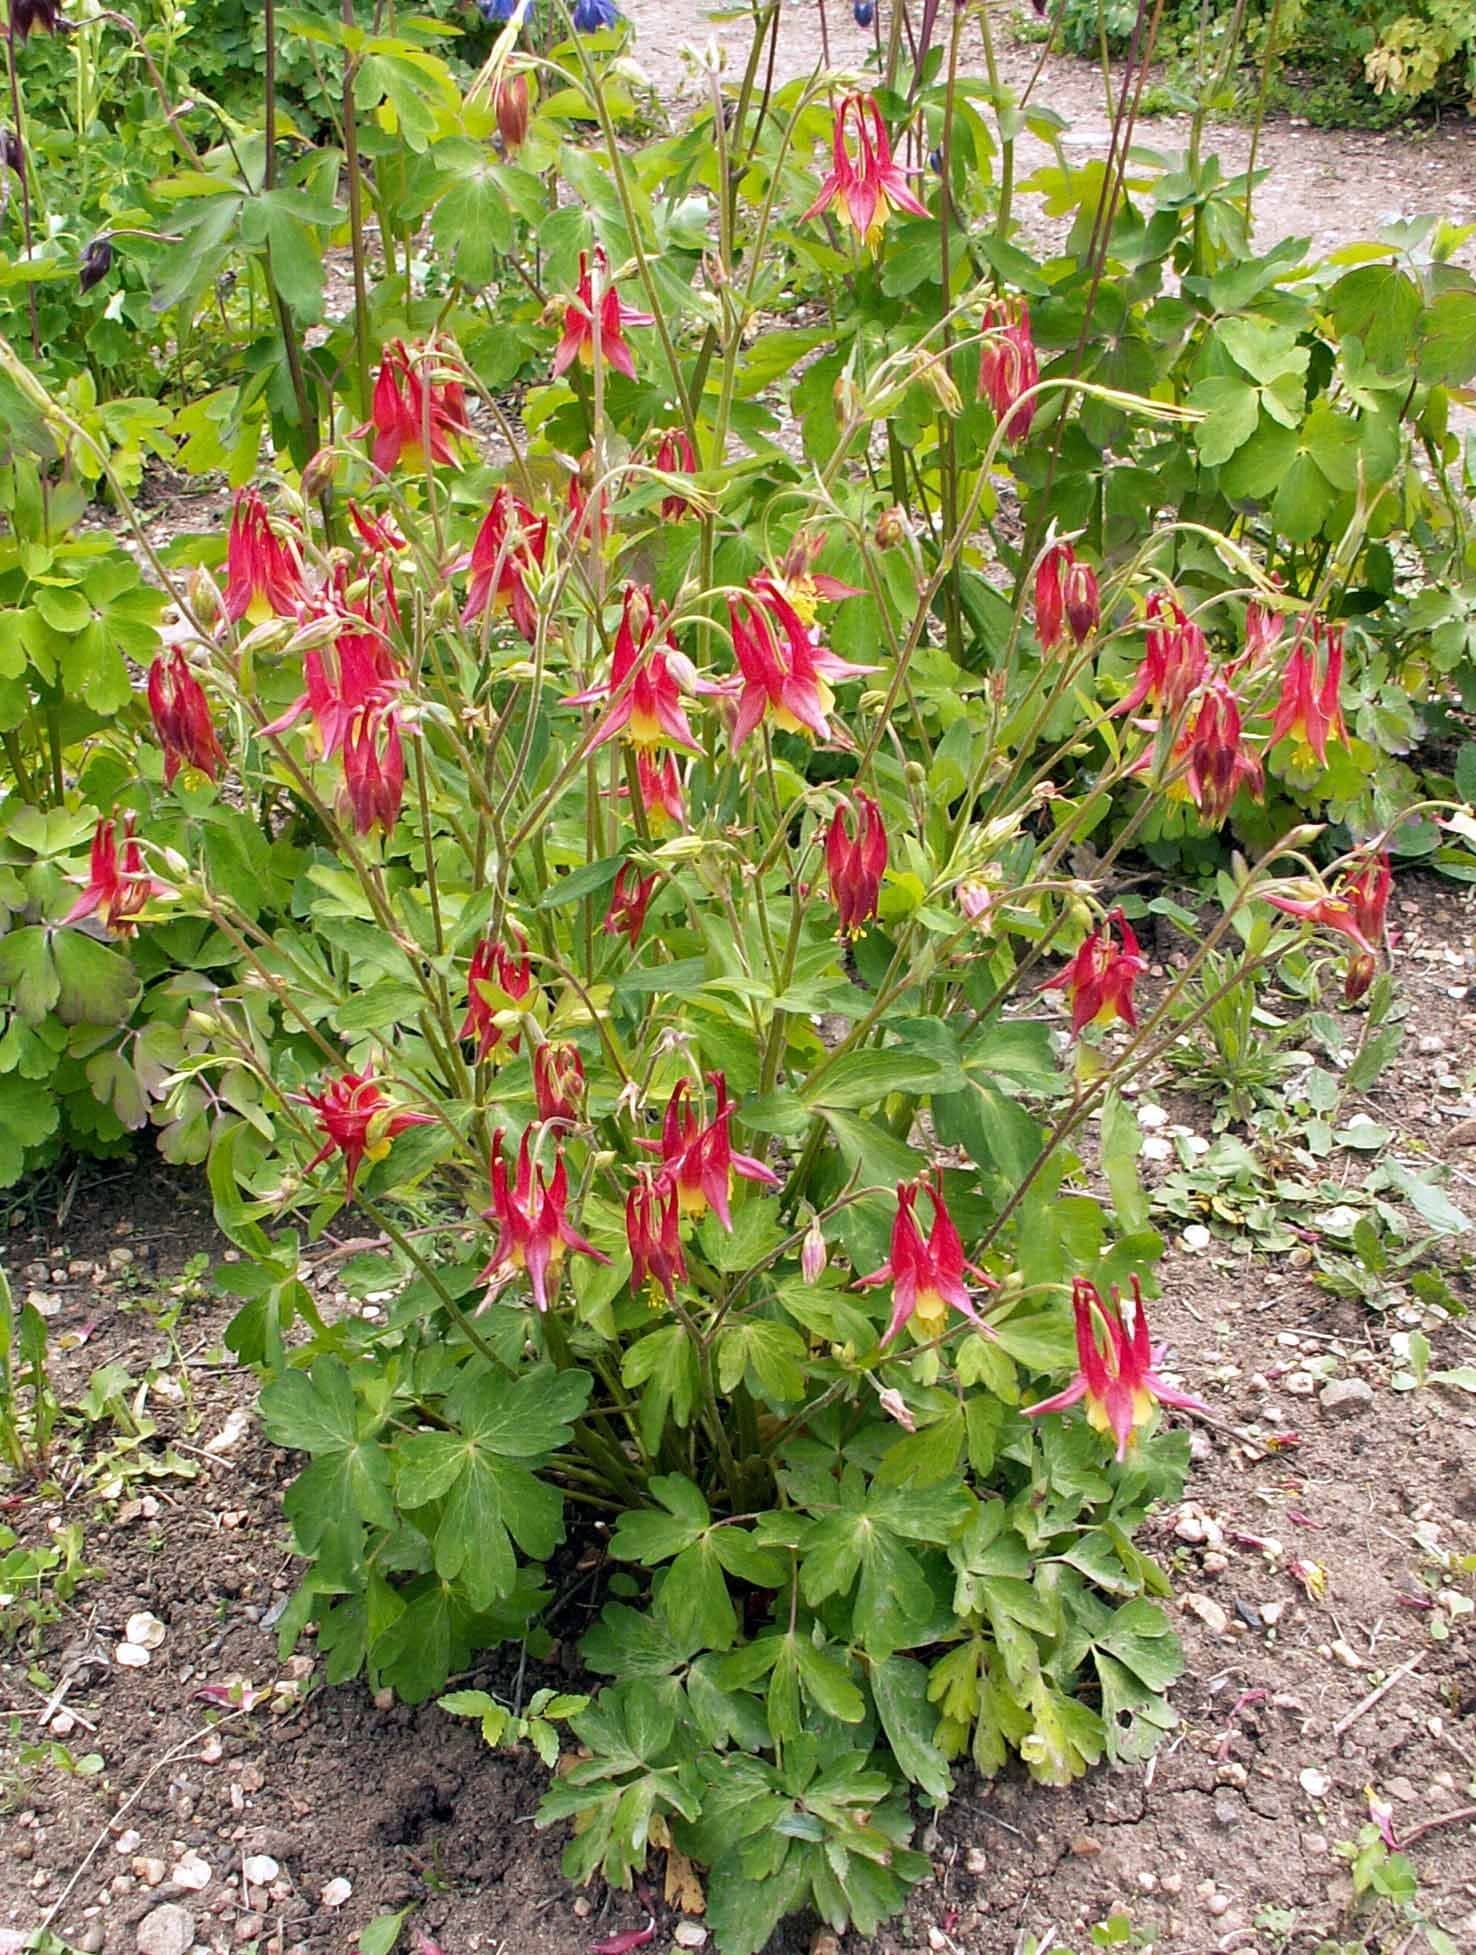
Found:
[0,926,60,1023]
[871,1655,952,1800]
[358,1908,410,1955]
[51,929,140,1027]
[1418,289,1476,386]
[801,1048,946,1111]
[1329,262,1423,372]
[1100,1093,1147,1232]
[1189,374,1258,467]
[659,1539,738,1650]
[432,167,515,289]
[716,1320,806,1403]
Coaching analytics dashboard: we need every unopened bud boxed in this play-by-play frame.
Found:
[878,1388,916,1432]
[801,1217,827,1285]
[300,447,338,501]
[429,588,455,627]
[701,249,728,291]
[494,71,530,154]
[903,760,926,787]
[666,648,700,694]
[833,370,864,426]
[0,127,22,174]
[188,567,223,627]
[958,879,993,924]
[624,584,652,639]
[79,235,114,293]
[874,505,907,550]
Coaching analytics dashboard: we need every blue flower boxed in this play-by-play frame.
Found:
[853,0,876,24]
[572,0,621,28]
[476,0,518,20]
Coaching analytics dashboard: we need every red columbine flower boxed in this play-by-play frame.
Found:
[479,1127,609,1313]
[534,1040,585,1125]
[1035,542,1099,652]
[768,535,861,626]
[1023,1274,1207,1462]
[858,1173,995,1345]
[825,791,888,936]
[1041,907,1146,1035]
[603,862,658,947]
[62,815,164,938]
[296,1063,433,1197]
[461,487,549,645]
[1266,851,1393,1002]
[727,578,874,749]
[551,247,653,382]
[147,649,225,786]
[566,585,701,755]
[803,93,929,250]
[365,339,470,473]
[625,1171,686,1303]
[644,1073,780,1230]
[1267,620,1347,770]
[223,490,304,626]
[494,71,530,155]
[461,933,536,1062]
[1173,675,1263,826]
[1241,597,1286,670]
[261,565,405,761]
[337,705,405,837]
[348,503,407,557]
[633,750,686,832]
[978,298,1039,444]
[1113,594,1208,720]
[654,429,698,520]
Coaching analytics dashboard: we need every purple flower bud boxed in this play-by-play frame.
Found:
[79,236,113,293]
[801,1217,827,1285]
[0,128,22,174]
[853,0,875,24]
[11,0,62,40]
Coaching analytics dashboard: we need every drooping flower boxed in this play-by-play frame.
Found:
[296,1063,433,1197]
[1023,1274,1207,1462]
[1241,597,1286,670]
[365,339,471,473]
[1267,620,1347,770]
[654,429,698,520]
[347,502,407,557]
[603,862,658,947]
[460,486,549,644]
[78,237,113,294]
[494,71,530,154]
[10,0,62,42]
[567,448,611,548]
[223,490,305,627]
[61,815,165,938]
[1265,851,1393,1002]
[803,93,929,251]
[571,0,621,27]
[261,567,404,760]
[643,1073,780,1230]
[534,1040,585,1125]
[337,705,405,838]
[825,791,888,936]
[479,1127,609,1313]
[148,649,225,786]
[625,1171,685,1302]
[801,1216,828,1285]
[633,750,686,832]
[957,879,994,926]
[551,247,652,382]
[727,578,874,749]
[461,933,536,1062]
[1171,675,1264,826]
[1112,594,1208,720]
[477,0,517,16]
[565,585,700,755]
[978,298,1039,444]
[1,129,22,175]
[1040,907,1146,1036]
[858,1174,995,1345]
[1035,542,1100,652]
[854,0,876,24]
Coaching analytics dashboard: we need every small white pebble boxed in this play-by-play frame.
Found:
[320,1878,352,1909]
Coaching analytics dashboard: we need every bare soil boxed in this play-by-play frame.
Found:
[2,874,1475,1955]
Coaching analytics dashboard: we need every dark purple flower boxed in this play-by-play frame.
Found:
[78,236,113,293]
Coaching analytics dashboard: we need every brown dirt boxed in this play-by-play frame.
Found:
[2,873,1475,1955]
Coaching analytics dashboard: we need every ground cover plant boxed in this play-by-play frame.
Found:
[2,0,1476,1949]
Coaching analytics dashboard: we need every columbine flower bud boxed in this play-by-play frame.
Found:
[875,505,906,550]
[79,236,114,293]
[494,71,530,154]
[300,447,338,501]
[833,370,864,426]
[801,1217,827,1285]
[1,128,22,174]
[878,1388,916,1432]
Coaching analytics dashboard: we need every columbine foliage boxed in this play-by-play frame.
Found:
[2,0,1475,1946]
